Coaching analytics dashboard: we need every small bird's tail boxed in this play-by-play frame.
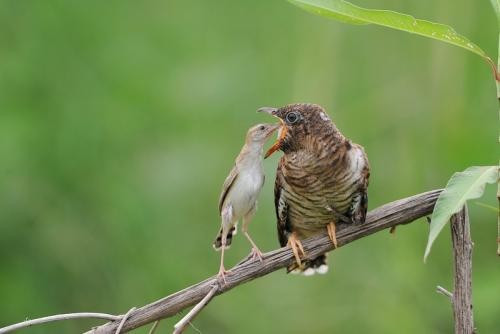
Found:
[213,224,237,251]
[287,254,329,276]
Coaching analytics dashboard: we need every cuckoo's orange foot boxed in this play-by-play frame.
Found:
[327,222,338,248]
[287,232,305,266]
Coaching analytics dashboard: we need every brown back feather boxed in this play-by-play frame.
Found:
[218,165,238,214]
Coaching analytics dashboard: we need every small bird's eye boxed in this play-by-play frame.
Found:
[286,112,300,124]
[259,125,265,130]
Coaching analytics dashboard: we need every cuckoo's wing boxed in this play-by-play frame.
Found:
[218,164,238,215]
[274,159,291,247]
[348,146,370,224]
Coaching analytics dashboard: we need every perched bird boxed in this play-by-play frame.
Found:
[259,103,370,275]
[213,123,279,281]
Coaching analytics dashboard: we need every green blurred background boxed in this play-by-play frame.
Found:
[0,0,498,333]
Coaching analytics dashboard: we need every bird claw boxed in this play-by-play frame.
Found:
[327,222,338,248]
[250,247,264,262]
[287,233,305,266]
[217,266,231,284]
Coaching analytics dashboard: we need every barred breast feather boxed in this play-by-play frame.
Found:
[275,136,369,273]
[277,139,368,234]
[269,103,370,274]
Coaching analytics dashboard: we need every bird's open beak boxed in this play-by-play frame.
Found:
[258,107,286,159]
[264,121,287,159]
[257,107,278,115]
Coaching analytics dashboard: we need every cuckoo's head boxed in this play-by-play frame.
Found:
[258,103,336,158]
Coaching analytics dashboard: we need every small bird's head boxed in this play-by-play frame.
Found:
[246,123,280,144]
[258,103,336,158]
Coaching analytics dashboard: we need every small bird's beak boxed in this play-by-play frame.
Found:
[258,106,285,159]
[264,119,287,159]
[257,107,278,115]
[267,123,280,134]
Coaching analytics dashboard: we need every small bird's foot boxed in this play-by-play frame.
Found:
[287,232,305,266]
[250,246,264,262]
[327,222,338,248]
[243,231,263,262]
[217,266,231,284]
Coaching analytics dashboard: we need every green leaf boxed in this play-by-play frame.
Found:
[490,0,500,27]
[288,0,490,60]
[424,166,499,261]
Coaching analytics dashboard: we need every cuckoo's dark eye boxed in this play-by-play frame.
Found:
[259,125,265,131]
[286,111,300,124]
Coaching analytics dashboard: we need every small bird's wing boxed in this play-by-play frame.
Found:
[218,164,239,215]
[274,159,290,247]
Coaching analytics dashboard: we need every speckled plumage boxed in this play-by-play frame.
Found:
[261,103,370,274]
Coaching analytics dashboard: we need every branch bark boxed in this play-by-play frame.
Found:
[450,206,474,334]
[83,189,441,334]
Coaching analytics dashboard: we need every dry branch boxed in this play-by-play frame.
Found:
[83,189,442,334]
[114,308,136,334]
[450,207,474,334]
[173,285,218,334]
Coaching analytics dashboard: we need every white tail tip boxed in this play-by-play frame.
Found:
[315,264,329,274]
[302,268,316,276]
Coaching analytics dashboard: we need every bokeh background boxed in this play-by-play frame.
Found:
[1,0,498,333]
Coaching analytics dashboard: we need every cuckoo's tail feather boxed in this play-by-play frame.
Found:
[287,254,328,276]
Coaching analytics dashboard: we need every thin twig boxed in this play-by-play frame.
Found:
[148,320,160,334]
[82,189,441,334]
[0,313,120,334]
[115,308,136,334]
[188,321,202,334]
[436,285,453,299]
[173,285,218,334]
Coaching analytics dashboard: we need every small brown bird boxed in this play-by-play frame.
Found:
[259,103,370,275]
[213,123,279,281]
